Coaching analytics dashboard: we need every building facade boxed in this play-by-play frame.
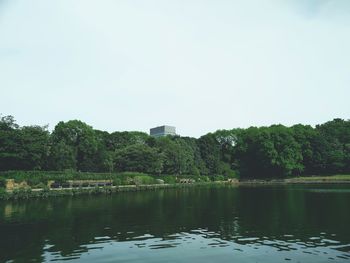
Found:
[150,125,176,137]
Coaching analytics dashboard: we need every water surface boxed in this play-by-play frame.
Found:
[0,184,350,262]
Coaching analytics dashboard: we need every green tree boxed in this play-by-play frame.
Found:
[314,118,350,174]
[48,140,76,171]
[235,126,303,178]
[49,120,98,171]
[155,136,186,175]
[108,131,149,151]
[93,130,114,172]
[198,134,221,175]
[114,144,162,174]
[18,126,50,170]
[0,115,21,171]
[0,116,49,171]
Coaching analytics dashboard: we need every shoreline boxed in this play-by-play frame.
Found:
[237,174,350,185]
[239,179,350,185]
[2,177,350,200]
[0,182,227,201]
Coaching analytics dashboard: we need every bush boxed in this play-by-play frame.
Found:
[219,163,238,178]
[160,175,177,184]
[33,182,47,189]
[0,171,208,188]
[113,178,122,186]
[123,176,134,185]
[213,175,225,181]
[12,187,32,199]
[0,177,6,188]
[133,175,156,185]
[26,177,44,187]
[0,187,7,199]
[189,166,200,177]
[226,169,238,179]
[200,176,210,182]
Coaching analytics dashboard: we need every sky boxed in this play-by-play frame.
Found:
[0,0,349,137]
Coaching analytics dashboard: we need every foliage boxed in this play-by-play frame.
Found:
[292,174,350,181]
[234,125,303,178]
[0,187,7,199]
[1,115,349,179]
[12,187,32,200]
[197,134,222,175]
[133,175,156,185]
[219,162,238,178]
[49,120,99,171]
[114,144,162,174]
[113,178,122,186]
[160,175,177,184]
[212,175,225,181]
[0,176,6,188]
[34,182,47,189]
[0,115,49,171]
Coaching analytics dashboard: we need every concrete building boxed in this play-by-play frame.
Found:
[150,125,176,137]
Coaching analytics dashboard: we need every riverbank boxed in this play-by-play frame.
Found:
[0,171,233,200]
[239,175,350,185]
[0,182,229,200]
[1,171,350,200]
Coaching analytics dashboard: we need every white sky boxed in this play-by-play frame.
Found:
[0,0,349,137]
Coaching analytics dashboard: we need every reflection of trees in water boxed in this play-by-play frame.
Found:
[0,186,350,262]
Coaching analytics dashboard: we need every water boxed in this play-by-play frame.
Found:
[0,184,350,262]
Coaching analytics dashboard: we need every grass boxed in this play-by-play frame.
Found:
[0,170,230,200]
[0,171,166,187]
[0,182,224,200]
[291,175,350,181]
[0,171,225,188]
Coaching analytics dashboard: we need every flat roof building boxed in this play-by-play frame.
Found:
[150,125,176,137]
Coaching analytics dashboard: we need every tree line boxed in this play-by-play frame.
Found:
[0,115,349,179]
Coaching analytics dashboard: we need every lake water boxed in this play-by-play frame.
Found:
[0,185,350,263]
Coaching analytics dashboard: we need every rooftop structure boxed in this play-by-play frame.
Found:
[150,125,176,137]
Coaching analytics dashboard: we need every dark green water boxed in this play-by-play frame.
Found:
[1,185,350,263]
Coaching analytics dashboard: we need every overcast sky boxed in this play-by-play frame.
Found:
[0,0,349,137]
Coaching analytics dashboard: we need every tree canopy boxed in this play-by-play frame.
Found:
[0,115,349,179]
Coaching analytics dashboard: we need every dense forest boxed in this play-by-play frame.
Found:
[0,115,349,179]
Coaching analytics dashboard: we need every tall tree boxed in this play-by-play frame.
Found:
[235,126,303,178]
[18,125,50,170]
[114,144,163,174]
[155,136,188,175]
[198,134,221,175]
[0,115,21,171]
[49,120,98,171]
[0,116,49,171]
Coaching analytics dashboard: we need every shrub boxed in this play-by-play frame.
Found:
[33,182,47,189]
[160,175,177,184]
[0,171,191,188]
[0,177,6,188]
[200,176,210,182]
[89,186,102,195]
[189,166,200,177]
[0,187,7,199]
[219,163,238,178]
[133,175,156,185]
[123,176,135,185]
[113,178,122,186]
[12,187,32,199]
[213,175,225,181]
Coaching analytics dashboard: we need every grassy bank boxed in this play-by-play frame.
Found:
[239,175,350,185]
[0,182,227,200]
[1,171,349,200]
[0,171,229,200]
[287,175,350,182]
[0,170,218,187]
